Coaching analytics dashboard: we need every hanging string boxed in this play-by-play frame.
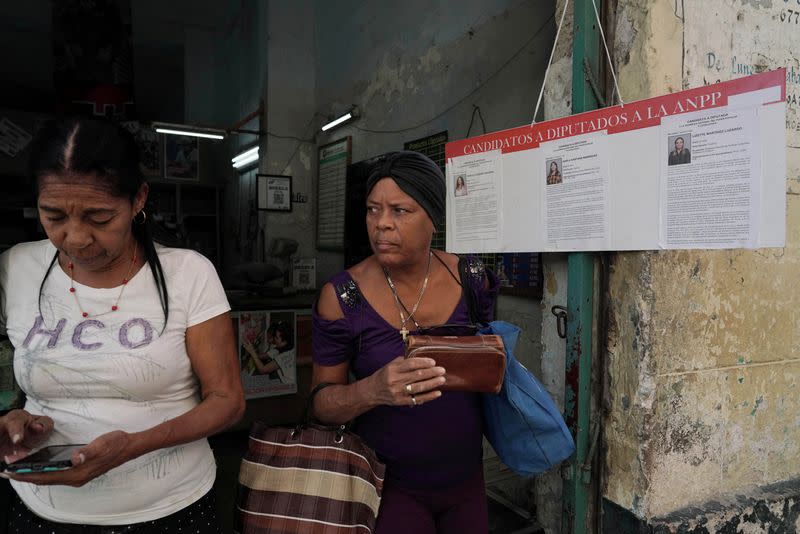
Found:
[591,0,625,107]
[531,0,628,126]
[530,0,571,127]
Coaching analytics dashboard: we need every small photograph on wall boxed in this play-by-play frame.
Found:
[233,310,298,399]
[164,134,199,181]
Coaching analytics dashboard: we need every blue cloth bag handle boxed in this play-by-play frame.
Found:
[479,320,575,476]
[457,256,574,475]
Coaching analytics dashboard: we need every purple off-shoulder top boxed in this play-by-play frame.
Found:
[312,258,499,490]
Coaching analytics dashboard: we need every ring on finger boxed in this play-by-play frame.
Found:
[411,395,417,407]
[405,384,413,395]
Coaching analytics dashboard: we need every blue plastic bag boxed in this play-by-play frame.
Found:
[481,320,575,476]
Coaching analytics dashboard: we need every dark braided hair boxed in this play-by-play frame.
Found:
[31,117,169,329]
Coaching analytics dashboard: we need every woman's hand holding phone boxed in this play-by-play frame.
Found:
[0,410,54,464]
[2,444,85,473]
[3,430,135,487]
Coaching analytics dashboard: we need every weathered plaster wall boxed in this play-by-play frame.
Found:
[261,0,317,274]
[605,0,800,523]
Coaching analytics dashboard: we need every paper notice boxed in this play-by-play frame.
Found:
[447,150,503,250]
[659,108,759,248]
[542,132,609,250]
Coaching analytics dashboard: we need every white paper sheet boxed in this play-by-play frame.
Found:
[446,150,503,251]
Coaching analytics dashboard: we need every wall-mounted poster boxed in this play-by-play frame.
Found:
[317,137,352,250]
[445,70,786,252]
[233,310,299,399]
[137,128,162,178]
[164,134,199,181]
[257,174,292,211]
[121,121,162,177]
[53,0,135,119]
[0,339,22,411]
[292,258,316,290]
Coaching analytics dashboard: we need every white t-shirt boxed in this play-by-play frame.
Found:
[0,240,230,525]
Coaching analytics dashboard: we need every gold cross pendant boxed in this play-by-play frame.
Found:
[400,328,409,342]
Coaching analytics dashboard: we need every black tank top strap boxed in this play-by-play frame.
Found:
[431,250,461,285]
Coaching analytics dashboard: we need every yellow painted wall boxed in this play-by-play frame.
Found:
[605,0,800,519]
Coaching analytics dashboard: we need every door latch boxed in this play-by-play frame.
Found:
[551,305,568,339]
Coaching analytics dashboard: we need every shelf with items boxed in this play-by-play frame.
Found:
[146,182,222,269]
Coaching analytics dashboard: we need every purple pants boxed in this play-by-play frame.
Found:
[375,468,488,534]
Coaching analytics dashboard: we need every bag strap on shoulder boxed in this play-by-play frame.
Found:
[458,256,480,325]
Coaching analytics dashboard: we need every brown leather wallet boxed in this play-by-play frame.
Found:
[405,334,506,394]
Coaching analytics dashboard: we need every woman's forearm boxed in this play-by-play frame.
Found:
[123,390,244,462]
[313,379,378,424]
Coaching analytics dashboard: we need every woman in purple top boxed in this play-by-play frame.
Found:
[312,151,499,533]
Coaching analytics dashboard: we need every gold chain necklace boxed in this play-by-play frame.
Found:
[66,245,138,318]
[382,251,432,342]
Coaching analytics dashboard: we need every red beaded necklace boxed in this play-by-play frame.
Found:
[67,246,138,318]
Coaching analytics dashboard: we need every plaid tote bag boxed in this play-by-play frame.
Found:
[235,384,386,533]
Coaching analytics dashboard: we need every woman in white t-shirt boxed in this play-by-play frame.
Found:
[0,117,245,533]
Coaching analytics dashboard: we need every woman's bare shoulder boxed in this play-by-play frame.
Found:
[316,283,344,320]
[432,249,460,272]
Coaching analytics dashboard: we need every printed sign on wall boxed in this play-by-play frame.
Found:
[445,70,786,253]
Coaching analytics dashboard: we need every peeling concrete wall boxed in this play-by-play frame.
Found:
[605,0,800,524]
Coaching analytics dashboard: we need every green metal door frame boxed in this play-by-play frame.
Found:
[563,0,601,533]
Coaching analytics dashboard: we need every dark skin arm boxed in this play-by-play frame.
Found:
[311,282,446,425]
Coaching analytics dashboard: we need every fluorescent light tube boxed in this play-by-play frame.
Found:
[232,153,259,169]
[231,146,259,163]
[321,112,353,132]
[155,128,225,140]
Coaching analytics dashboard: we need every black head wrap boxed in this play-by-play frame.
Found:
[366,151,446,228]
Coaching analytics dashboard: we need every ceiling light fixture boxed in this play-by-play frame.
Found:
[232,145,259,169]
[152,122,227,140]
[321,106,359,132]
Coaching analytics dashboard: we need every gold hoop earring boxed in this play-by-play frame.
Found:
[133,210,147,225]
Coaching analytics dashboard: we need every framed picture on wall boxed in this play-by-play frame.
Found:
[164,134,199,181]
[317,137,352,250]
[257,174,292,212]
[231,310,299,399]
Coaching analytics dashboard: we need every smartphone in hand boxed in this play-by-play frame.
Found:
[1,444,85,474]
